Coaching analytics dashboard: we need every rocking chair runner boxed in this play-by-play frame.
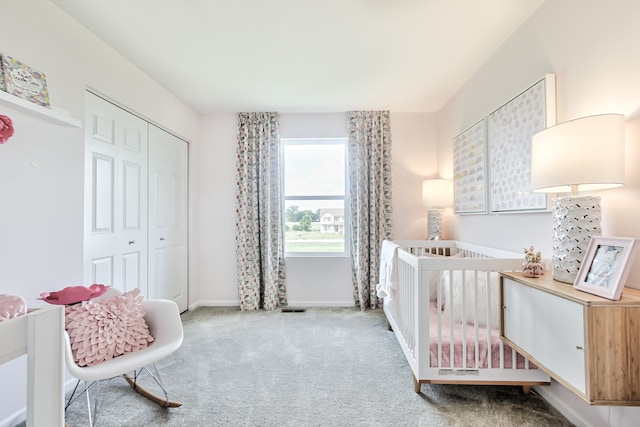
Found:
[63,290,184,426]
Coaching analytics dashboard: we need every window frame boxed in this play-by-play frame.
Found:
[281,137,349,258]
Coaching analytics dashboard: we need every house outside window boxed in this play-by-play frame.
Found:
[282,138,348,256]
[319,209,344,234]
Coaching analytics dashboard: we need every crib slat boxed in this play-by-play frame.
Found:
[474,272,480,369]
[461,271,468,369]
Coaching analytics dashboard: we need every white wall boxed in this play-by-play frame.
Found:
[436,0,640,425]
[191,111,437,307]
[190,114,238,306]
[391,113,441,240]
[0,0,199,425]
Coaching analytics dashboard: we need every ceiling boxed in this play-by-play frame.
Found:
[50,0,546,114]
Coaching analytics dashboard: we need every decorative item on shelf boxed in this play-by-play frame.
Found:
[523,246,544,278]
[0,53,50,107]
[422,178,452,240]
[39,284,110,306]
[0,294,27,321]
[573,236,638,300]
[0,114,14,143]
[531,114,626,284]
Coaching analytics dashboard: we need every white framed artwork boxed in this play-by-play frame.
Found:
[453,119,487,214]
[488,74,556,213]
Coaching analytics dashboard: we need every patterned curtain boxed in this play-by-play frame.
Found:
[235,112,287,311]
[347,111,393,310]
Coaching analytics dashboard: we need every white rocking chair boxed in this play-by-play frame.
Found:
[63,290,184,426]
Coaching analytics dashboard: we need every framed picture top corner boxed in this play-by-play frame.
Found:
[542,73,557,127]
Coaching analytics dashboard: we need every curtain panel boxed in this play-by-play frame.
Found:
[235,112,287,311]
[347,111,393,310]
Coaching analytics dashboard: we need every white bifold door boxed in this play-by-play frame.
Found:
[84,91,188,311]
[148,124,188,309]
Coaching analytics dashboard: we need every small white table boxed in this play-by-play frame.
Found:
[0,305,64,426]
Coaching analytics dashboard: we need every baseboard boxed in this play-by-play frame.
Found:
[0,410,25,427]
[533,385,597,427]
[285,300,356,308]
[0,378,79,427]
[188,300,356,310]
[188,300,239,310]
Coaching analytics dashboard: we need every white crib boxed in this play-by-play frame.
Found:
[383,240,550,393]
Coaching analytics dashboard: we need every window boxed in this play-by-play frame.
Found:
[282,138,348,256]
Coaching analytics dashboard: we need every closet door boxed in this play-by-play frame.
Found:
[148,124,188,311]
[84,92,148,296]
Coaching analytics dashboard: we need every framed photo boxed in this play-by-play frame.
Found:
[488,74,556,213]
[453,119,487,214]
[574,237,638,301]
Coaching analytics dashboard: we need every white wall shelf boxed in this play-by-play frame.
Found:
[0,90,81,127]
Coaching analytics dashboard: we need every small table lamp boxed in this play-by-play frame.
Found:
[531,114,625,283]
[422,178,451,240]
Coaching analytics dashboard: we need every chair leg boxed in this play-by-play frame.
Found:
[124,364,182,408]
[68,365,181,425]
[85,380,94,427]
[65,380,82,412]
[66,379,99,427]
[93,379,102,425]
[146,364,169,404]
[133,364,169,405]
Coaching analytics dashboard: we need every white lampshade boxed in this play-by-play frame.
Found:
[422,179,451,208]
[531,114,625,194]
[530,113,626,284]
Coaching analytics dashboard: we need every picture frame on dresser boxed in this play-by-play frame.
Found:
[487,74,556,213]
[574,236,638,301]
[453,118,487,214]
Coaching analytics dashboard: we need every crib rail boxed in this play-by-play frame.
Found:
[384,240,550,387]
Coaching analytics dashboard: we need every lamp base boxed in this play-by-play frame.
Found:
[427,209,442,240]
[551,195,601,283]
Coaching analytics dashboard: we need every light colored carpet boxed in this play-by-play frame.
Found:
[59,307,573,427]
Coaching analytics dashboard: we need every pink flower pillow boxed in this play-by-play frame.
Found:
[65,288,155,367]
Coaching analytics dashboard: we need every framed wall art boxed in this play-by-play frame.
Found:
[488,74,556,213]
[453,119,487,214]
[574,237,638,301]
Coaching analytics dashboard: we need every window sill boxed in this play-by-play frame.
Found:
[285,253,350,259]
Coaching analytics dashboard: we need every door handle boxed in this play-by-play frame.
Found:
[160,237,165,241]
[128,240,135,245]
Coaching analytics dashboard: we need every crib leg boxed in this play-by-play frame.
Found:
[413,375,421,393]
[522,385,531,395]
[386,320,392,331]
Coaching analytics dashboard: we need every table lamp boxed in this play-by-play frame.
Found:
[531,114,625,283]
[422,178,451,240]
